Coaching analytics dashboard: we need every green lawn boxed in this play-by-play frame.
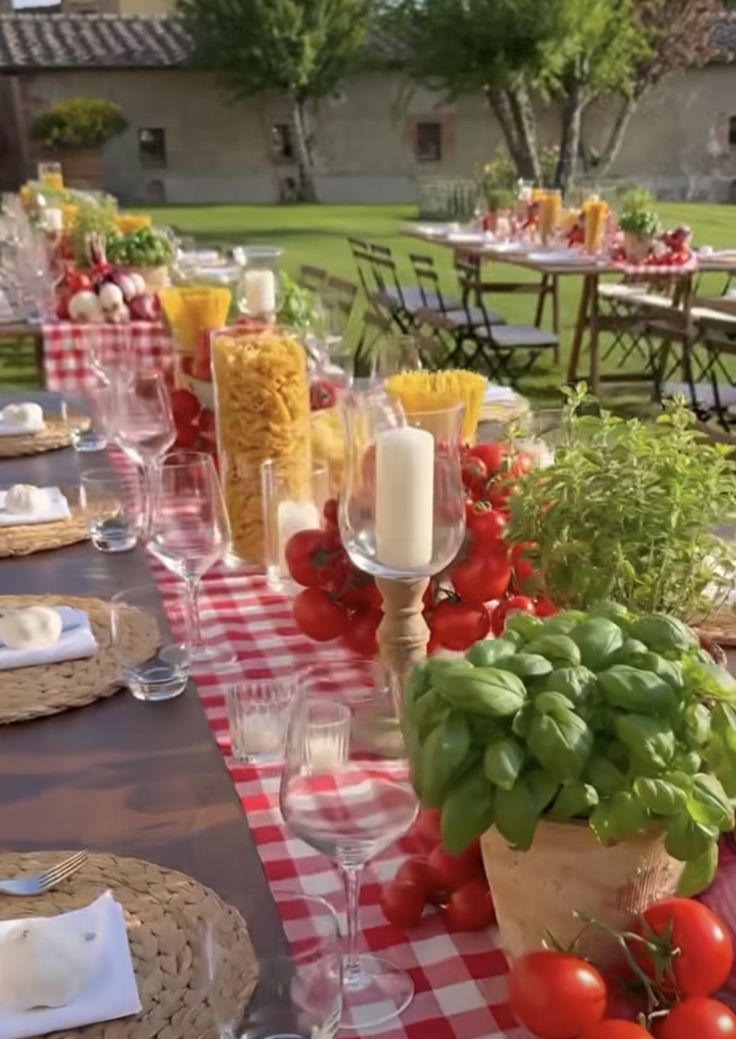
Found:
[3,201,736,396]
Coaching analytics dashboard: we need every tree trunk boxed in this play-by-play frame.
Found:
[554,74,586,194]
[290,95,318,203]
[580,91,642,178]
[486,84,540,182]
[506,81,541,183]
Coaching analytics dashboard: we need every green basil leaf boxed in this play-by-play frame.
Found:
[633,777,687,816]
[682,657,736,703]
[512,702,535,739]
[504,612,544,641]
[435,668,526,718]
[712,703,736,754]
[538,666,598,705]
[539,610,587,635]
[527,769,560,813]
[494,773,552,851]
[589,601,635,628]
[610,638,649,665]
[484,737,526,790]
[684,703,712,747]
[627,652,684,690]
[671,748,702,775]
[586,753,627,795]
[614,713,675,771]
[528,707,593,780]
[440,765,495,854]
[590,791,649,844]
[534,690,576,714]
[550,781,599,820]
[469,716,506,749]
[412,687,450,738]
[665,812,719,861]
[497,653,553,679]
[630,614,697,655]
[570,617,624,670]
[687,773,734,830]
[676,842,719,896]
[405,662,432,707]
[598,666,677,717]
[421,712,472,806]
[426,658,473,683]
[465,638,517,668]
[525,634,582,668]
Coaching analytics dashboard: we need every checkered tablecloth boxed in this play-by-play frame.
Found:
[43,321,174,393]
[145,553,523,1038]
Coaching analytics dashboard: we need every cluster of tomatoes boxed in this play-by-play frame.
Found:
[508,898,735,1039]
[170,387,216,452]
[380,807,495,932]
[426,440,554,653]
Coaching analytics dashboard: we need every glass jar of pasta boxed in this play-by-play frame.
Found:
[212,324,312,566]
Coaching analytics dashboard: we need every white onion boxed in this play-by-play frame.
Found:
[98,283,124,310]
[68,291,102,323]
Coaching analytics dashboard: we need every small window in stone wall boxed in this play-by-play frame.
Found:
[138,128,167,168]
[729,117,736,149]
[272,124,294,161]
[416,122,442,162]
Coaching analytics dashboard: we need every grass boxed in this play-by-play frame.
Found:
[2,201,736,396]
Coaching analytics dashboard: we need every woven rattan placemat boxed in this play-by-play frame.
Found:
[0,485,88,558]
[0,595,159,724]
[0,412,89,458]
[0,850,258,1039]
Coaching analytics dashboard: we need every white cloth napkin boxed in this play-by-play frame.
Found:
[484,384,516,404]
[0,607,97,672]
[0,405,45,437]
[0,892,141,1039]
[0,488,71,527]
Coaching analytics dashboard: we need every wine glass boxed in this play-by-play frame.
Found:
[147,450,235,666]
[279,659,418,1031]
[114,369,175,535]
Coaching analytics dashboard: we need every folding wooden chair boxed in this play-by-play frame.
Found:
[297,264,327,294]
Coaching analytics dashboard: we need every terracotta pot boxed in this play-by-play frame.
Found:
[42,149,103,190]
[623,231,654,264]
[481,818,683,964]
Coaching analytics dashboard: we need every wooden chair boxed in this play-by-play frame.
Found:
[297,264,327,294]
[320,275,359,335]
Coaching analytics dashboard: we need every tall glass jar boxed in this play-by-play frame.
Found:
[234,246,283,320]
[211,324,311,566]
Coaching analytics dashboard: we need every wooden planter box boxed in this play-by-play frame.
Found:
[41,149,103,190]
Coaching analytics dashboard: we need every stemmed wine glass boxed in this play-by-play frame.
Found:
[147,450,235,666]
[114,369,175,535]
[279,659,418,1031]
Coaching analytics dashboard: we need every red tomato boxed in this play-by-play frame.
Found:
[56,291,72,320]
[469,442,508,476]
[655,998,736,1039]
[66,269,93,293]
[513,556,538,588]
[604,964,646,1022]
[379,880,425,928]
[284,529,325,588]
[511,540,536,567]
[637,898,733,998]
[451,555,512,605]
[429,599,490,650]
[171,388,201,424]
[468,501,508,544]
[322,525,342,551]
[413,807,442,848]
[341,575,382,611]
[584,1023,651,1039]
[534,595,558,617]
[292,588,348,641]
[427,846,480,892]
[317,550,350,594]
[198,407,215,435]
[323,498,338,526]
[396,856,434,899]
[507,450,533,477]
[508,950,607,1038]
[174,422,199,448]
[462,456,487,493]
[445,881,495,931]
[344,609,381,656]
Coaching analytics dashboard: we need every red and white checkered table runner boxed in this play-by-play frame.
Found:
[147,554,522,1038]
[43,322,174,394]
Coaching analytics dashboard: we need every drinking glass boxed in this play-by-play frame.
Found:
[261,459,329,593]
[201,888,342,1039]
[66,379,115,452]
[80,468,143,553]
[280,660,418,1030]
[373,333,423,381]
[147,450,234,665]
[226,672,297,764]
[110,585,189,702]
[114,369,175,535]
[89,326,137,390]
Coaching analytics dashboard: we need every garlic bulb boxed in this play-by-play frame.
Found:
[4,484,50,515]
[0,606,63,650]
[1,402,44,428]
[0,918,96,1010]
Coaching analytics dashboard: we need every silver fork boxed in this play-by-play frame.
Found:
[0,851,88,897]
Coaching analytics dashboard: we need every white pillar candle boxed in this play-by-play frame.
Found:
[244,269,276,315]
[307,732,348,771]
[42,208,64,233]
[375,426,434,569]
[277,500,321,577]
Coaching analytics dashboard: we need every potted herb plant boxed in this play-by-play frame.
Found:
[106,226,175,291]
[403,604,736,962]
[31,98,127,189]
[618,207,662,263]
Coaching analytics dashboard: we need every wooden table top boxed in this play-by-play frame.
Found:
[0,391,285,965]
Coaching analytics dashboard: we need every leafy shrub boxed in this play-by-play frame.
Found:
[31,98,127,151]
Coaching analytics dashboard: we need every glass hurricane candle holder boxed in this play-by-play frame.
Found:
[339,391,466,742]
[235,246,283,321]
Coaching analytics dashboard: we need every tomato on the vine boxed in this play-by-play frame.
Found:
[379,880,425,928]
[583,1022,651,1039]
[636,898,733,998]
[511,540,536,567]
[323,498,338,526]
[292,588,348,641]
[655,997,736,1039]
[508,950,607,1039]
[344,608,381,655]
[451,555,512,605]
[492,594,535,636]
[66,269,93,294]
[285,529,325,588]
[513,556,540,592]
[396,857,434,899]
[468,501,508,543]
[414,807,442,848]
[427,846,481,891]
[506,450,533,478]
[445,881,495,931]
[468,442,508,476]
[462,456,487,493]
[534,595,558,617]
[341,575,382,611]
[429,599,490,650]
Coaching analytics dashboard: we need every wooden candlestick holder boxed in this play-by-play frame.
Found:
[351,575,430,759]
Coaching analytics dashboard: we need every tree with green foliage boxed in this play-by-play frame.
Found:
[381,0,735,192]
[179,0,372,202]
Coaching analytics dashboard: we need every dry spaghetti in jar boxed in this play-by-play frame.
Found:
[212,325,311,565]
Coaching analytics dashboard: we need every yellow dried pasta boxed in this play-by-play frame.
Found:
[212,327,311,564]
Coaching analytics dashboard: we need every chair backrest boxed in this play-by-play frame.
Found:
[367,252,405,310]
[348,237,379,299]
[409,252,446,311]
[321,274,359,334]
[354,309,391,377]
[297,264,327,294]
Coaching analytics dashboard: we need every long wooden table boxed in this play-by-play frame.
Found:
[0,391,285,971]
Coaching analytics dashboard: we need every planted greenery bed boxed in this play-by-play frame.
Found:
[404,603,736,896]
